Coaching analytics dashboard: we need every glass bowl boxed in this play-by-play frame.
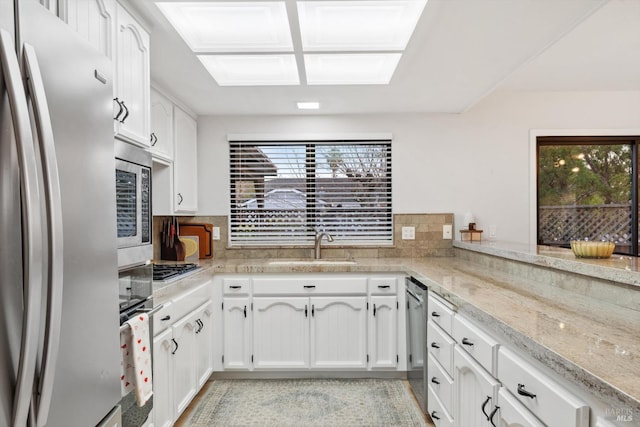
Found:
[570,241,615,259]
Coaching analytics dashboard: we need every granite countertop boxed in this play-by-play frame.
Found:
[153,242,640,412]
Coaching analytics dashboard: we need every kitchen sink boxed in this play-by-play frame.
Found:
[268,259,357,265]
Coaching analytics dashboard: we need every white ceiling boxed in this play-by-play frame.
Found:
[129,0,640,116]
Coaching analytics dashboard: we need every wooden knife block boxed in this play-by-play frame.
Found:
[160,231,185,261]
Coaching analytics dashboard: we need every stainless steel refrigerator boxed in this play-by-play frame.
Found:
[0,0,122,425]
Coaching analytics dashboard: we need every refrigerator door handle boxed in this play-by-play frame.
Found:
[23,42,64,427]
[0,29,44,427]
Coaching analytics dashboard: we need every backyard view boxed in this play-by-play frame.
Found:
[538,142,633,254]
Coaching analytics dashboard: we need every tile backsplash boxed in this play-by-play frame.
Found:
[153,213,454,260]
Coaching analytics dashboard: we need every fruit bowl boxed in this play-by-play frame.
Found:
[570,241,615,259]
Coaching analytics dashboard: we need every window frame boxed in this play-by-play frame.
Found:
[536,135,640,256]
[228,138,393,247]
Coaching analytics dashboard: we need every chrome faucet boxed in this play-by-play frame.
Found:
[314,231,334,259]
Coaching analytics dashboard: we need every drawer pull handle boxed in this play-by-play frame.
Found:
[243,305,247,318]
[171,338,178,355]
[481,396,492,418]
[431,377,440,385]
[377,285,390,289]
[430,342,440,349]
[430,411,440,421]
[305,305,308,317]
[489,406,499,427]
[303,285,316,289]
[462,338,474,346]
[160,315,171,321]
[229,285,242,289]
[431,311,440,318]
[373,304,377,316]
[312,304,315,317]
[517,384,537,399]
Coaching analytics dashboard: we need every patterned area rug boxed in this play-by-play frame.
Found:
[184,379,428,426]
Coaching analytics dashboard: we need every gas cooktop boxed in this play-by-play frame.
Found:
[152,263,201,282]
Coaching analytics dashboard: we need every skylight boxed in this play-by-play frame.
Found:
[156,0,427,87]
[297,1,427,51]
[198,55,300,86]
[156,2,294,52]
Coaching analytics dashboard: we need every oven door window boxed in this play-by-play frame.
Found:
[116,165,141,245]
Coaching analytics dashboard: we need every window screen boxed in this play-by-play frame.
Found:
[229,140,392,246]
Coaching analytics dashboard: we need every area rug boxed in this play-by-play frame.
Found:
[184,379,428,426]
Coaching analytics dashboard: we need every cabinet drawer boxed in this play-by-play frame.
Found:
[152,301,175,336]
[369,277,397,294]
[252,276,367,295]
[497,387,545,427]
[427,356,454,415]
[171,281,211,321]
[427,320,455,376]
[498,347,589,427]
[452,314,499,376]
[223,277,251,295]
[427,385,454,427]
[428,293,454,336]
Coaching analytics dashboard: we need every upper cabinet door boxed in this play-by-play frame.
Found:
[59,0,115,58]
[173,106,198,213]
[150,88,174,161]
[114,2,150,147]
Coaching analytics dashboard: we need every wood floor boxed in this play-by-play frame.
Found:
[175,379,435,427]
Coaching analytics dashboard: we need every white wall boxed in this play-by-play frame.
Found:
[197,90,640,244]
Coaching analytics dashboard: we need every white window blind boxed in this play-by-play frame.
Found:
[229,140,392,246]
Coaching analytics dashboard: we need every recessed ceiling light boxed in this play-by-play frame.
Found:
[304,53,402,85]
[198,55,300,86]
[297,101,320,109]
[297,0,427,51]
[156,2,293,52]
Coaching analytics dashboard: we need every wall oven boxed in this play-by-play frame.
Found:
[116,140,153,269]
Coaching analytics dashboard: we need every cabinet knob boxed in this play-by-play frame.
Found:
[489,406,500,427]
[481,396,492,418]
[119,101,129,123]
[171,338,178,355]
[517,383,537,399]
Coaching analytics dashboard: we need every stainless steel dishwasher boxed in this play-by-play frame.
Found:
[406,276,428,413]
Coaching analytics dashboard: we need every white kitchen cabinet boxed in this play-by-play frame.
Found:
[253,297,309,369]
[150,88,174,161]
[194,302,214,388]
[368,295,398,369]
[310,296,367,369]
[59,0,114,58]
[152,327,174,427]
[453,346,500,427]
[171,309,198,417]
[223,297,252,370]
[172,106,198,213]
[113,2,150,147]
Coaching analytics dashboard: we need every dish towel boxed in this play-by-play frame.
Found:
[120,313,153,406]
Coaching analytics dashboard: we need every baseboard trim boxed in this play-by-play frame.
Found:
[211,370,407,380]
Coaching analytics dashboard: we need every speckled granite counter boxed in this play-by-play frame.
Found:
[153,242,640,415]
